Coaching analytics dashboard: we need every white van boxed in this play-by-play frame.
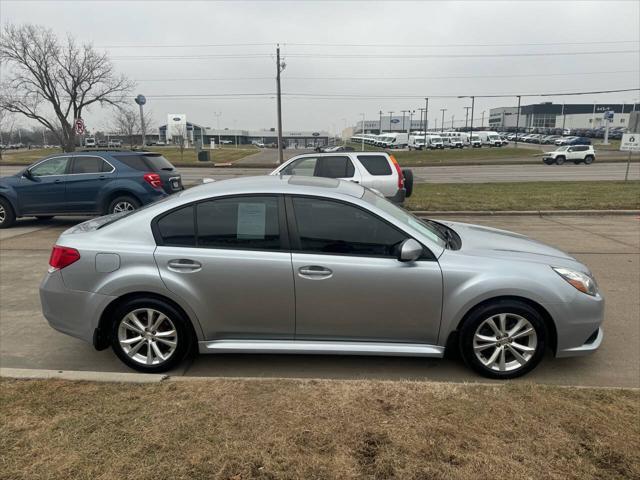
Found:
[378,133,409,149]
[426,134,444,149]
[408,135,426,150]
[477,131,503,147]
[84,137,96,147]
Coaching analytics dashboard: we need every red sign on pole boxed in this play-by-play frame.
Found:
[74,118,85,135]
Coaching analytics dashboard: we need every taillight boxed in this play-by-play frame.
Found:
[48,246,80,272]
[389,155,404,190]
[143,173,162,189]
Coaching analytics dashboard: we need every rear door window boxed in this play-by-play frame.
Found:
[358,155,392,175]
[315,156,355,178]
[144,154,175,172]
[113,155,148,171]
[70,156,111,174]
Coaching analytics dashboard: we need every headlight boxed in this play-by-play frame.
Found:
[552,267,598,296]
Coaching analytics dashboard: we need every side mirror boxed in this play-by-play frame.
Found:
[398,238,423,263]
[23,169,33,180]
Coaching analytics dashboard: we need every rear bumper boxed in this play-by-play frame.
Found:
[40,270,116,345]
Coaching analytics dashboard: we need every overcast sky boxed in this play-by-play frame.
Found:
[1,0,639,134]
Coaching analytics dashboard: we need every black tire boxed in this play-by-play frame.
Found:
[106,195,140,215]
[0,197,16,229]
[459,299,547,379]
[584,155,594,165]
[35,215,54,220]
[555,156,565,165]
[402,169,414,198]
[110,296,195,373]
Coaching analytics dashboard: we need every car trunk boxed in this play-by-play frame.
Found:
[141,154,183,193]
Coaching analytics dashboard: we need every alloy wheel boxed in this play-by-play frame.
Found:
[117,308,178,366]
[472,313,537,372]
[0,205,5,224]
[113,201,135,213]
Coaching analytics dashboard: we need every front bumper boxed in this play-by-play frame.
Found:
[552,290,605,358]
[40,270,116,345]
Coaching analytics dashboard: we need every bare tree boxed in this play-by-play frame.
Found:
[0,24,134,152]
[174,129,187,162]
[111,107,153,148]
[0,110,16,160]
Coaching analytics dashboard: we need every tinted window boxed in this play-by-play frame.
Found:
[358,155,392,175]
[282,157,317,176]
[197,196,280,250]
[71,156,110,174]
[316,156,355,178]
[157,205,196,247]
[113,155,149,171]
[292,197,407,257]
[30,157,69,176]
[144,154,175,171]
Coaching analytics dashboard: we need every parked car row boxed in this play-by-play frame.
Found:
[351,131,508,150]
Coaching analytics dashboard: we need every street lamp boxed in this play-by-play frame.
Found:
[134,94,146,147]
[388,111,394,131]
[361,113,366,152]
[440,108,447,133]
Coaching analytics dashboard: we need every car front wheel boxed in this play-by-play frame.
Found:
[110,297,194,373]
[0,197,16,229]
[459,300,547,379]
[555,156,565,165]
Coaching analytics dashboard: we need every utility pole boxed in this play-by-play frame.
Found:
[423,97,429,146]
[418,108,425,134]
[469,96,475,143]
[481,110,485,128]
[515,95,521,146]
[408,110,414,138]
[379,110,383,134]
[451,115,455,129]
[388,111,394,131]
[276,44,286,164]
[561,103,566,133]
[464,106,471,129]
[440,108,447,133]
[135,94,147,147]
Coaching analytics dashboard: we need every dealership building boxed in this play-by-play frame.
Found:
[489,103,640,131]
[159,114,329,148]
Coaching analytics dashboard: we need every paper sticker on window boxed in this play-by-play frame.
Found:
[237,203,266,239]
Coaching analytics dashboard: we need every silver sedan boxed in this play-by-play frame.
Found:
[40,176,603,378]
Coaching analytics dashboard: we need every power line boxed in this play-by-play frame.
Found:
[112,49,639,60]
[133,70,639,82]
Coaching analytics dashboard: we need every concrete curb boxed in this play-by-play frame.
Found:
[412,209,640,217]
[0,367,166,383]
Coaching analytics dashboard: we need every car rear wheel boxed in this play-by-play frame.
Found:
[584,155,594,165]
[402,169,414,198]
[555,156,565,165]
[0,198,16,229]
[110,297,194,373]
[107,195,140,215]
[459,300,547,379]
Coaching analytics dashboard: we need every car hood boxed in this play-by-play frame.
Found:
[438,220,581,267]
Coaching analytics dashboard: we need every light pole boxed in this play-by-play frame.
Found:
[378,110,383,134]
[342,118,347,145]
[408,110,414,138]
[481,110,485,128]
[440,108,447,133]
[401,110,409,131]
[361,113,365,152]
[451,114,455,129]
[388,111,394,131]
[423,97,429,146]
[213,112,222,148]
[515,95,521,146]
[134,94,146,147]
[470,96,475,142]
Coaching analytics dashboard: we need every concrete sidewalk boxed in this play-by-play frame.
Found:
[1,215,638,387]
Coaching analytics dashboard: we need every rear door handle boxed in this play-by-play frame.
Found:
[298,265,333,278]
[168,259,202,272]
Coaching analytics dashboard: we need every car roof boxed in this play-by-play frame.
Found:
[177,175,365,202]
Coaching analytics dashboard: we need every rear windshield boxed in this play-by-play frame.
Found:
[113,154,175,172]
[358,155,392,176]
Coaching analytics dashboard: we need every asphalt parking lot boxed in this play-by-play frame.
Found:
[0,214,638,387]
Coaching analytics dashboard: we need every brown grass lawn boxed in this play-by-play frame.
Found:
[407,181,640,211]
[0,146,260,166]
[1,378,638,480]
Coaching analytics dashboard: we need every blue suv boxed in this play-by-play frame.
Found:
[0,151,183,228]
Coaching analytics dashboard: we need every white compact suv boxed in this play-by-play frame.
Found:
[542,145,596,165]
[271,152,413,203]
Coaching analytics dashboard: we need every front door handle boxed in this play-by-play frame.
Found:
[298,265,333,278]
[167,259,202,272]
[54,179,62,184]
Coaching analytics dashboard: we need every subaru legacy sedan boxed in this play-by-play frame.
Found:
[40,176,603,379]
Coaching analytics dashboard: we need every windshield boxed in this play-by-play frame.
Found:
[430,136,443,142]
[363,190,446,248]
